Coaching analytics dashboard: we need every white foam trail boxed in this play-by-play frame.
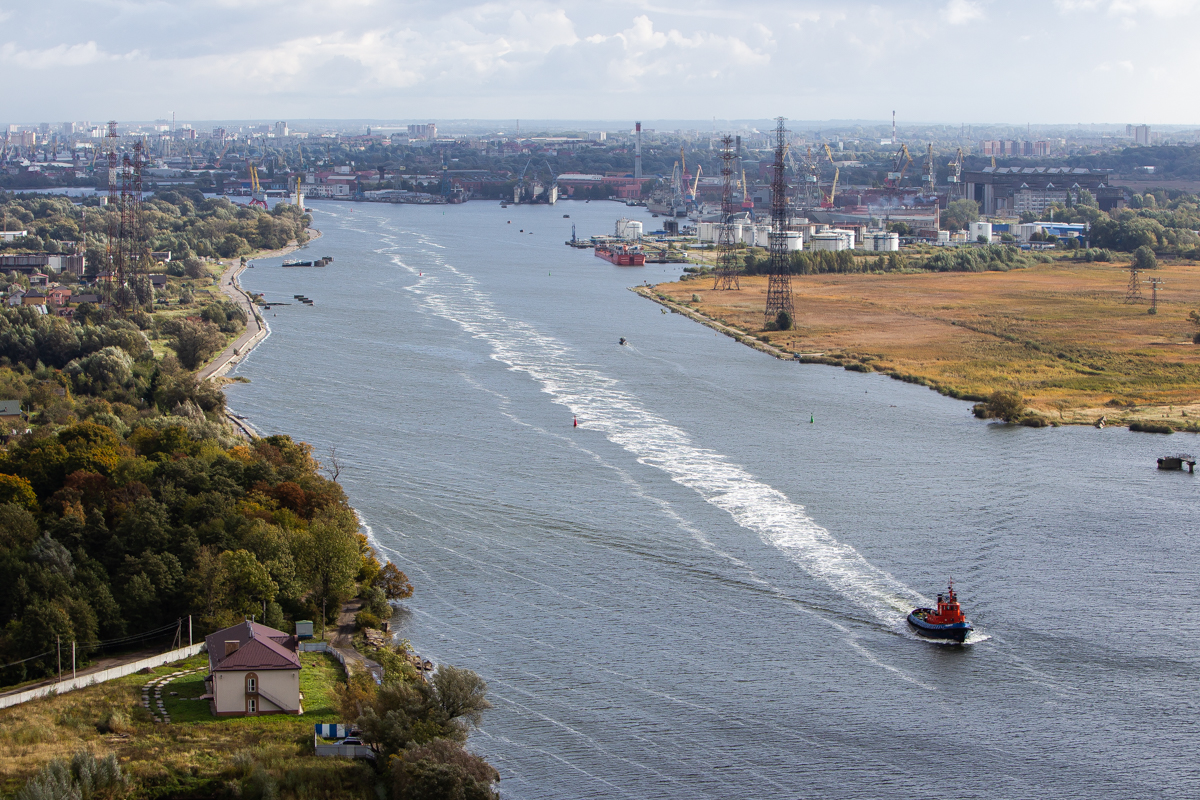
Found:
[389,244,929,630]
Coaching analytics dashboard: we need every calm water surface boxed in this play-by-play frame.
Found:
[228,200,1200,800]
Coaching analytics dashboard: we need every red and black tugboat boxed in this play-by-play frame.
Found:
[908,581,973,642]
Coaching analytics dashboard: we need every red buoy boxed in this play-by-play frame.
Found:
[573,417,578,427]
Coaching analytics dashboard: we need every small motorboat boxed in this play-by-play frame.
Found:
[619,337,627,346]
[908,581,973,642]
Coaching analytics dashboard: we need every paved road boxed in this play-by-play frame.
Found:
[198,259,267,382]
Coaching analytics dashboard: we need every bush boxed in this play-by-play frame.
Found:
[355,610,381,630]
[97,709,133,734]
[976,390,1026,423]
[363,585,391,619]
[776,311,792,331]
[1130,421,1173,434]
[16,750,128,800]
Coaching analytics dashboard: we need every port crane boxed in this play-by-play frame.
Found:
[820,144,839,208]
[947,148,964,199]
[922,144,936,198]
[687,165,702,205]
[884,144,912,191]
[246,159,269,208]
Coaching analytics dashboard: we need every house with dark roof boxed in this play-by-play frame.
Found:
[0,400,21,422]
[204,621,303,716]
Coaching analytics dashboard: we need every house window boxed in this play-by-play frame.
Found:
[247,676,256,693]
[248,698,257,714]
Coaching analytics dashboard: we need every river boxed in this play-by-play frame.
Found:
[227,199,1199,800]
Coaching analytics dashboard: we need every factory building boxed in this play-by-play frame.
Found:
[963,167,1113,215]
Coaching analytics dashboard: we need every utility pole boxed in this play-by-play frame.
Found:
[188,614,193,647]
[1147,277,1163,314]
[72,641,76,681]
[57,635,61,681]
[322,599,326,641]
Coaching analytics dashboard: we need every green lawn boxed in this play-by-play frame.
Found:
[161,651,344,725]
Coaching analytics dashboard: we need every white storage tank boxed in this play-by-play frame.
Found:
[869,232,900,252]
[809,232,851,252]
[969,221,993,243]
[615,218,643,240]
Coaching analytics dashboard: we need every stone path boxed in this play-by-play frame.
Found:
[141,667,204,724]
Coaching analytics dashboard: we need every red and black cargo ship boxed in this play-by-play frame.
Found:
[595,244,646,266]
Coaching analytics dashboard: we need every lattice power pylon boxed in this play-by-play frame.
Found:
[1125,265,1143,303]
[764,118,794,326]
[113,139,149,313]
[713,135,740,291]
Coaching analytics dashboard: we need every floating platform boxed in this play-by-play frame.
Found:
[1157,454,1196,472]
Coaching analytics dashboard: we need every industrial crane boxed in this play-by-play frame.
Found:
[246,160,269,208]
[686,165,702,205]
[946,148,964,199]
[923,143,936,197]
[884,144,912,191]
[821,168,840,209]
[741,169,754,210]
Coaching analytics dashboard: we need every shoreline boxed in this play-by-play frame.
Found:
[633,283,1200,431]
[199,226,324,437]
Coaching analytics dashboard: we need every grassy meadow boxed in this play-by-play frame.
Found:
[653,257,1200,427]
[0,652,370,799]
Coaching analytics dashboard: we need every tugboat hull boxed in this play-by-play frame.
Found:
[907,610,972,642]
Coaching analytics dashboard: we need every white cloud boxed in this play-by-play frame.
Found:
[0,0,1196,122]
[946,0,985,24]
[0,41,136,68]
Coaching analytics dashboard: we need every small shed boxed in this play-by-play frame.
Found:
[295,620,314,639]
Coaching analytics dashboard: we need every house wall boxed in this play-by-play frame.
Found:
[213,668,300,715]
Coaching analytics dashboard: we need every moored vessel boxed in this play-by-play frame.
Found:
[908,581,973,642]
[595,244,646,267]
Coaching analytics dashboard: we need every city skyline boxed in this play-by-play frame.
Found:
[2,0,1198,123]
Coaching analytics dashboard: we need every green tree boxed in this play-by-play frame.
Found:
[219,549,278,618]
[390,739,499,800]
[432,665,492,733]
[943,199,980,231]
[170,319,225,370]
[1133,245,1157,271]
[301,517,360,616]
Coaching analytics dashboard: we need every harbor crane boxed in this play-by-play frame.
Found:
[688,165,702,205]
[821,168,839,209]
[246,160,269,208]
[884,144,912,191]
[923,144,936,198]
[947,148,964,199]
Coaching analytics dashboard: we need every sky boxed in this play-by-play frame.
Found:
[1,0,1197,125]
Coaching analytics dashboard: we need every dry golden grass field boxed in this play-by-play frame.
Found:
[649,258,1200,427]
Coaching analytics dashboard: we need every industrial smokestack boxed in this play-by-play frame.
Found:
[635,122,642,180]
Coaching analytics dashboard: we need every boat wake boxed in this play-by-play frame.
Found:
[392,238,932,632]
